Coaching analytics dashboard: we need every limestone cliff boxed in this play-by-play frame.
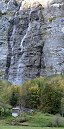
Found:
[0,0,64,84]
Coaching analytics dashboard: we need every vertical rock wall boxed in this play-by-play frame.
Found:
[0,0,64,84]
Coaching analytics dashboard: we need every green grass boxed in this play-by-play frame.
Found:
[0,112,54,127]
[0,126,64,129]
[1,112,64,127]
[28,112,53,127]
[1,112,64,129]
[0,126,43,129]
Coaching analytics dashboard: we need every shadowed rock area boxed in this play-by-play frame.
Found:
[0,0,64,84]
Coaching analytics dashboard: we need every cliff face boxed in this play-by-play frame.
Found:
[0,0,64,84]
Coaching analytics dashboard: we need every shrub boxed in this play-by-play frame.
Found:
[48,114,64,127]
[9,114,28,126]
[61,97,64,116]
[0,104,11,117]
[0,106,4,116]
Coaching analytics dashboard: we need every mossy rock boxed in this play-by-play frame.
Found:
[0,70,5,76]
[0,11,6,17]
[5,0,9,4]
[48,17,56,22]
[0,11,3,17]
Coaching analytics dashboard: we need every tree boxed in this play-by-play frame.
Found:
[9,91,19,107]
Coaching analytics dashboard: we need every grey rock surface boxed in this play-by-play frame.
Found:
[0,0,64,84]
